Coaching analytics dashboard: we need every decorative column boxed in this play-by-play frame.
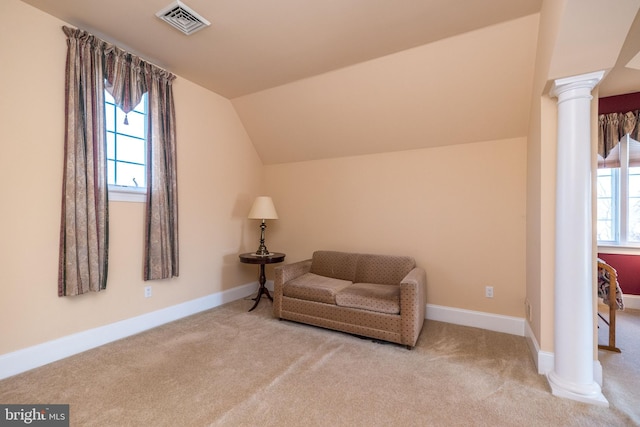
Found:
[548,71,607,406]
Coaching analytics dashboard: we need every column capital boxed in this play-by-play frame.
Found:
[550,70,605,100]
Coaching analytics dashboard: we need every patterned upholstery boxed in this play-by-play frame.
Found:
[335,282,400,314]
[284,273,352,304]
[309,251,359,281]
[274,250,427,348]
[354,254,415,285]
[597,259,624,310]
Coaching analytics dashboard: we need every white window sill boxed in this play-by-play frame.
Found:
[597,245,640,255]
[109,185,146,203]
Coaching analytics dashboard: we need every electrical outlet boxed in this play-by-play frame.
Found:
[144,286,152,298]
[485,286,494,298]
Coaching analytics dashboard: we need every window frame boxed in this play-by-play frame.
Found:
[105,90,148,203]
[597,134,640,251]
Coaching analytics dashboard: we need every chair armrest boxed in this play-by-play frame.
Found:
[399,267,427,347]
[273,259,312,317]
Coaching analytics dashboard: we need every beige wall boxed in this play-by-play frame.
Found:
[0,0,264,355]
[525,0,563,352]
[265,138,527,317]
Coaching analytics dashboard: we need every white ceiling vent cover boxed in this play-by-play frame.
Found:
[156,1,211,35]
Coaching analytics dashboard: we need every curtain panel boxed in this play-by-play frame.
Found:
[59,26,179,297]
[144,67,179,280]
[58,27,109,296]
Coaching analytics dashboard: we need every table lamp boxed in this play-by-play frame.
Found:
[248,196,278,256]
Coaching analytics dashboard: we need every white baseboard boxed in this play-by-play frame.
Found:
[426,304,525,336]
[0,282,259,380]
[524,319,603,388]
[524,320,554,375]
[623,294,640,310]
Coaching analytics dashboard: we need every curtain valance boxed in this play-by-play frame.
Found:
[598,110,640,168]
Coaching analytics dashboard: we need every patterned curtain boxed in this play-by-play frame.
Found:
[59,26,179,296]
[103,42,179,280]
[598,110,640,168]
[144,67,179,280]
[58,27,109,296]
[104,45,146,115]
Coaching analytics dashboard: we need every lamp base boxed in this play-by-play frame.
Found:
[253,246,272,257]
[254,221,271,256]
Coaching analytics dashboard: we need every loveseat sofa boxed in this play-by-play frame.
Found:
[273,250,427,348]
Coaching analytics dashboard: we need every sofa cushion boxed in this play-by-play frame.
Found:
[354,254,415,285]
[310,251,359,281]
[335,283,400,314]
[283,272,352,305]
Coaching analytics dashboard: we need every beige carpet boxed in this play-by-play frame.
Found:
[598,304,640,425]
[1,299,638,426]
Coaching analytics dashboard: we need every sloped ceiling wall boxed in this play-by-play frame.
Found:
[232,14,540,165]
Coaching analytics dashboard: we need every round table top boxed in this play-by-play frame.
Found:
[238,252,286,264]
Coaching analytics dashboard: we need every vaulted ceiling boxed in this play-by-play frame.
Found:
[19,0,640,164]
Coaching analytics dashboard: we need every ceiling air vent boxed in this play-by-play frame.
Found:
[156,1,211,35]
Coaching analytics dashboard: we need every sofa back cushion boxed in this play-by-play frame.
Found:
[355,254,415,285]
[310,251,359,281]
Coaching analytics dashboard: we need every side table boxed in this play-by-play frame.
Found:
[239,252,286,312]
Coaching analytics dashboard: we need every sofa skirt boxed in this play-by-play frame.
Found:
[279,296,404,345]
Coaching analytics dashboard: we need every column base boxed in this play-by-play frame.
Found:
[547,371,609,407]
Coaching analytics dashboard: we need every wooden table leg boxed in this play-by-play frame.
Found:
[249,264,273,311]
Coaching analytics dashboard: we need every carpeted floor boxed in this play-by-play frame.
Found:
[1,299,638,426]
[597,304,640,425]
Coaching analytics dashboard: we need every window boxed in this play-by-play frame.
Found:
[597,135,640,245]
[105,90,147,200]
[597,167,617,241]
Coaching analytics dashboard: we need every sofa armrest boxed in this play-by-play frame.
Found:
[273,258,312,317]
[399,267,427,348]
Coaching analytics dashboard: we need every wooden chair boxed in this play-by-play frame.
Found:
[597,260,621,353]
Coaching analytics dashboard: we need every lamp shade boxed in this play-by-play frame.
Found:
[248,196,278,220]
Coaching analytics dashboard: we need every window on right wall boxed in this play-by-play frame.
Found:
[597,134,640,245]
